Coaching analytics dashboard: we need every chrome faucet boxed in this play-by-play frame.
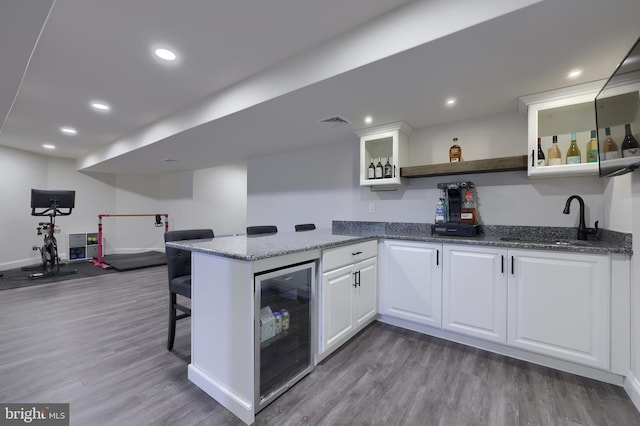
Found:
[563,195,598,240]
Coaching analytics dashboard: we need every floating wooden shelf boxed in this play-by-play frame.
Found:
[400,155,528,178]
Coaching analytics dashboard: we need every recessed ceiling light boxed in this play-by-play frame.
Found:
[445,98,457,107]
[568,69,582,79]
[90,101,111,112]
[42,144,55,150]
[155,48,177,61]
[364,116,373,124]
[60,126,77,135]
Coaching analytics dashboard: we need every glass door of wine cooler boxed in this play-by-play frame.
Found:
[254,261,316,412]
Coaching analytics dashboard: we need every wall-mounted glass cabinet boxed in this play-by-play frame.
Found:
[521,81,602,178]
[356,121,412,187]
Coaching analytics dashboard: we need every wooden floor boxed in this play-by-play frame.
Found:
[1,266,638,426]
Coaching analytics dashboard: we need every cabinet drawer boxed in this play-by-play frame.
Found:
[322,240,377,272]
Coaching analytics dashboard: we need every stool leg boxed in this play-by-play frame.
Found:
[167,292,177,350]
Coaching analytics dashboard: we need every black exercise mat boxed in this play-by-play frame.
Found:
[0,261,116,291]
[102,251,166,271]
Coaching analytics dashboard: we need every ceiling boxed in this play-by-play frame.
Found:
[1,0,639,175]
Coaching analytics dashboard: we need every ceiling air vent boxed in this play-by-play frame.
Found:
[318,115,351,127]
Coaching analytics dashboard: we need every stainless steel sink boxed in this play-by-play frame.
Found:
[499,237,593,247]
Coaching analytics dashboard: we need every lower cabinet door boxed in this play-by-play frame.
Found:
[442,245,508,343]
[321,264,355,353]
[507,249,610,369]
[381,240,442,327]
[354,257,377,327]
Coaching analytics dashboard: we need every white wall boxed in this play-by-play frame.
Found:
[247,142,358,232]
[629,172,640,401]
[246,111,608,230]
[193,163,247,236]
[0,146,48,269]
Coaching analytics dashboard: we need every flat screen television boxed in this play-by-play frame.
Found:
[596,36,640,177]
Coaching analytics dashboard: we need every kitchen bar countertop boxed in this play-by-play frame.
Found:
[166,222,632,261]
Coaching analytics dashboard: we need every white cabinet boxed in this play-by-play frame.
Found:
[442,245,507,343]
[380,240,442,327]
[68,232,99,261]
[507,249,610,370]
[319,240,378,357]
[520,81,602,178]
[356,121,411,187]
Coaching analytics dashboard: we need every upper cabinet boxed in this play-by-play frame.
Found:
[596,36,640,178]
[520,81,603,178]
[356,121,412,187]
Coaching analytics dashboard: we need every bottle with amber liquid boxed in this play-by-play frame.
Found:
[547,135,562,165]
[621,123,640,158]
[566,132,581,164]
[449,138,462,162]
[603,127,620,160]
[586,130,598,163]
[460,189,477,224]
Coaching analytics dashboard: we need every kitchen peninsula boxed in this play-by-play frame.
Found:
[166,230,376,425]
[167,223,632,424]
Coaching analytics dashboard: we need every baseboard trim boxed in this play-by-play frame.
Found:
[624,373,640,414]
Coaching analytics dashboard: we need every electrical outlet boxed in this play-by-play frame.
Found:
[368,202,375,213]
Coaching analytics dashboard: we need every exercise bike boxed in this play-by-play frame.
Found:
[26,189,78,279]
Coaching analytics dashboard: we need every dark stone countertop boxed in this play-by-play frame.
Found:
[167,221,631,262]
[332,221,633,255]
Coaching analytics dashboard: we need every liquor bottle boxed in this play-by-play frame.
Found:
[367,158,375,179]
[536,137,546,166]
[460,190,477,224]
[435,198,446,223]
[566,132,581,164]
[383,157,393,178]
[586,130,599,163]
[547,135,562,165]
[603,127,620,160]
[621,123,640,158]
[375,157,383,178]
[449,138,462,162]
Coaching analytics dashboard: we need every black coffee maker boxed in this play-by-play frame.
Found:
[432,181,479,237]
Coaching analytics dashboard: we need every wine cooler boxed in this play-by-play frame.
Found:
[254,261,316,412]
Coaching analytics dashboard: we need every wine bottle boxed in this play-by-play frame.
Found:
[586,130,598,163]
[383,157,393,178]
[449,138,462,162]
[375,157,383,178]
[460,189,477,224]
[621,123,640,158]
[536,137,546,166]
[367,158,375,179]
[566,132,581,164]
[603,127,620,160]
[547,135,562,165]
